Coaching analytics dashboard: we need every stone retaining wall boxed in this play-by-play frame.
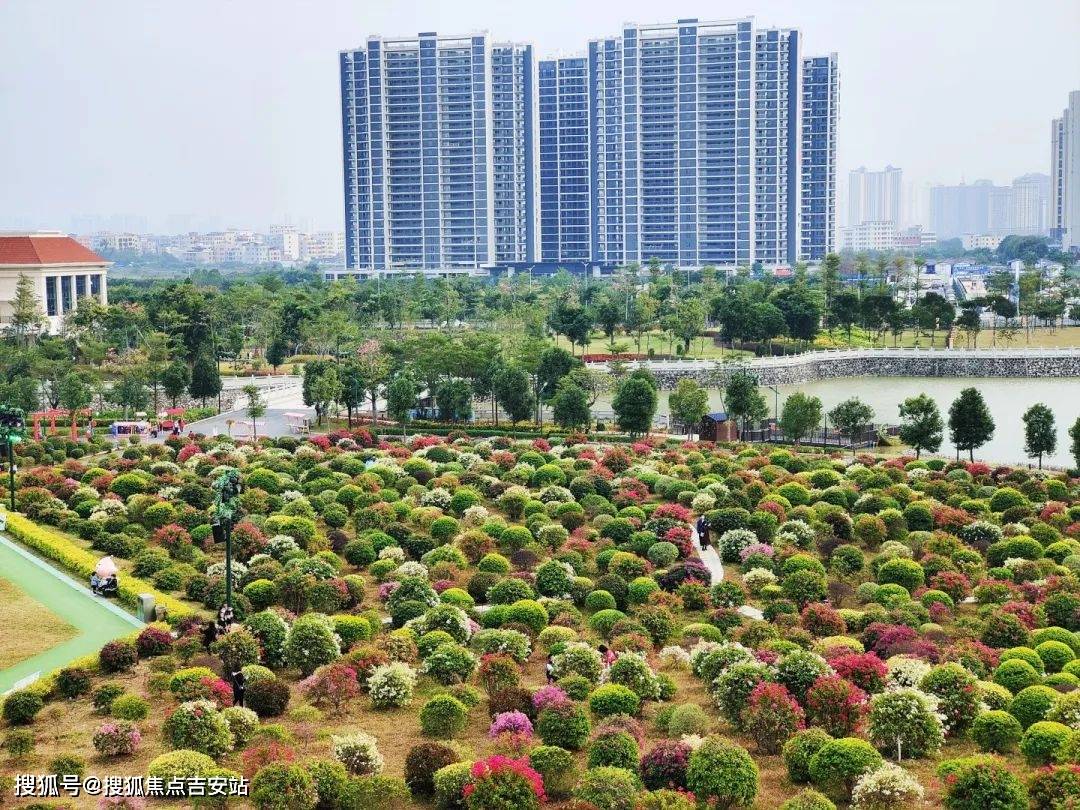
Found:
[599,353,1080,390]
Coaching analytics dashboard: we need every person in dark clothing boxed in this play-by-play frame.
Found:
[99,575,119,597]
[216,604,235,636]
[229,668,246,707]
[202,620,219,650]
[696,515,710,550]
[545,655,555,684]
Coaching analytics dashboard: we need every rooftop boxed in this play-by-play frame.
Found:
[0,232,109,267]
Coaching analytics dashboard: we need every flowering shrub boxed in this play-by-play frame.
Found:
[867,688,945,760]
[367,662,417,709]
[92,722,141,757]
[806,675,868,737]
[332,731,383,775]
[641,738,692,791]
[162,700,233,758]
[686,736,759,808]
[850,762,924,810]
[300,664,359,715]
[462,755,545,810]
[743,682,805,754]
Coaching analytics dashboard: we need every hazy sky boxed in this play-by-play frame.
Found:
[1,0,1077,233]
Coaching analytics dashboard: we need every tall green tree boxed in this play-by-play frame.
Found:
[1070,416,1080,472]
[612,375,657,437]
[241,383,266,439]
[723,369,765,438]
[1022,403,1056,469]
[493,363,535,425]
[897,394,944,458]
[190,347,222,409]
[668,378,709,440]
[8,272,46,345]
[57,371,94,415]
[307,365,342,426]
[386,371,419,439]
[434,379,472,423]
[160,360,191,407]
[550,377,591,431]
[265,335,288,372]
[948,387,995,462]
[779,393,823,448]
[828,397,875,457]
[110,370,149,417]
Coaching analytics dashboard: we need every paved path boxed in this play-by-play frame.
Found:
[182,383,315,440]
[690,523,764,621]
[0,534,141,694]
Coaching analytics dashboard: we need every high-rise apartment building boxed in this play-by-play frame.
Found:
[847,166,902,227]
[800,53,838,261]
[1011,173,1050,236]
[341,20,838,273]
[1053,90,1080,249]
[1051,115,1068,239]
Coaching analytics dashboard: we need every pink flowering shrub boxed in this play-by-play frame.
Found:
[462,755,546,808]
[93,722,141,757]
[531,685,570,713]
[742,681,805,754]
[805,675,868,736]
[831,653,889,694]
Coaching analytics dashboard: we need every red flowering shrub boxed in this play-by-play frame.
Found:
[241,740,296,779]
[742,682,805,754]
[653,503,693,523]
[135,626,173,658]
[532,438,552,452]
[152,524,191,550]
[801,603,846,637]
[933,505,974,532]
[640,739,692,790]
[462,755,545,809]
[863,622,917,658]
[931,571,972,602]
[1001,600,1039,629]
[230,522,267,560]
[300,663,360,715]
[601,447,632,474]
[201,676,234,709]
[177,443,200,463]
[831,653,889,694]
[758,500,787,521]
[805,675,868,736]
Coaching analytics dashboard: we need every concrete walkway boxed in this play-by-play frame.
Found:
[0,534,142,694]
[690,523,764,621]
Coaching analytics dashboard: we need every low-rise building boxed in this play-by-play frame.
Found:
[0,232,110,334]
[839,221,897,252]
[961,234,1002,251]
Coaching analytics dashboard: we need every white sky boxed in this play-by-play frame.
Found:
[0,0,1077,233]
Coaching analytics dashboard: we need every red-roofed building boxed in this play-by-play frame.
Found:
[0,231,110,334]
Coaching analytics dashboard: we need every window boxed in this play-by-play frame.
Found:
[61,276,73,313]
[90,274,101,296]
[75,274,87,300]
[45,276,57,317]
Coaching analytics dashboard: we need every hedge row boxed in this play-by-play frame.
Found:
[4,513,197,621]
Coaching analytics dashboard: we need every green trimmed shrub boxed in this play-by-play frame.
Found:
[970,710,1023,753]
[685,736,759,808]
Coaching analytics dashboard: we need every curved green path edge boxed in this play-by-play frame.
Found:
[0,533,141,695]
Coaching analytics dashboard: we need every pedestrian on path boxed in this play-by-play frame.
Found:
[695,515,710,550]
[229,668,246,708]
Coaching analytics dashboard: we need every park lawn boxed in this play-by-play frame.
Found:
[550,330,753,361]
[0,578,78,670]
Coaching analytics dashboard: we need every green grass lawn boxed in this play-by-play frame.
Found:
[0,578,77,670]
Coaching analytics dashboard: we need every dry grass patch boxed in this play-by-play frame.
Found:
[0,578,78,670]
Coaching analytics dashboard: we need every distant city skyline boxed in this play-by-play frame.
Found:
[1,0,1076,234]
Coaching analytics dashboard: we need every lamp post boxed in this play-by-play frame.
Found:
[0,407,26,512]
[765,385,780,441]
[211,468,243,610]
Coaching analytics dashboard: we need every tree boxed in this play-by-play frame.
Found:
[669,378,709,440]
[434,379,472,423]
[190,347,222,409]
[493,363,535,425]
[265,335,288,372]
[828,397,875,457]
[897,394,943,458]
[612,375,657,437]
[110,370,149,417]
[536,347,580,403]
[1070,416,1080,472]
[948,387,995,462]
[779,393,822,447]
[1022,403,1056,469]
[671,298,707,354]
[724,369,764,438]
[829,291,861,344]
[386,371,419,439]
[57,371,93,414]
[593,293,624,340]
[771,286,822,345]
[7,273,45,345]
[242,384,266,440]
[160,360,191,407]
[338,359,366,427]
[353,339,390,426]
[550,378,591,431]
[302,361,342,425]
[820,253,841,322]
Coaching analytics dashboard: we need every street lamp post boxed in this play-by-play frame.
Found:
[765,385,780,441]
[211,468,243,610]
[0,407,26,512]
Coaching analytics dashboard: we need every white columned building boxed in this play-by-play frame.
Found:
[0,231,110,334]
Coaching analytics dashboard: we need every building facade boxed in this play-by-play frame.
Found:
[847,165,902,228]
[341,20,838,273]
[1059,90,1080,249]
[0,232,110,335]
[839,221,896,253]
[1051,115,1068,240]
[1011,173,1050,236]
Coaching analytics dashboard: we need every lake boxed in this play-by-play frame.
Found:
[594,376,1080,468]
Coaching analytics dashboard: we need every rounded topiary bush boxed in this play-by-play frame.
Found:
[783,728,834,785]
[808,737,883,800]
[536,702,591,751]
[573,766,640,810]
[246,678,290,718]
[970,710,1023,753]
[162,700,233,758]
[404,742,459,798]
[588,684,641,718]
[780,788,837,810]
[250,762,318,810]
[1009,685,1061,729]
[420,694,469,739]
[685,736,758,809]
[2,690,43,725]
[1019,720,1072,765]
[937,755,1027,810]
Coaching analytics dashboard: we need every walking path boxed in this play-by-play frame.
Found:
[690,524,764,621]
[0,533,141,694]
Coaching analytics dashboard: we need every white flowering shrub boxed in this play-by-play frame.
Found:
[461,505,490,527]
[378,546,406,564]
[868,688,945,760]
[538,485,573,503]
[691,492,716,513]
[421,487,453,509]
[395,561,429,580]
[851,762,924,809]
[332,731,384,775]
[718,529,758,563]
[367,662,417,708]
[742,567,778,594]
[659,646,692,670]
[777,519,816,547]
[886,656,933,689]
